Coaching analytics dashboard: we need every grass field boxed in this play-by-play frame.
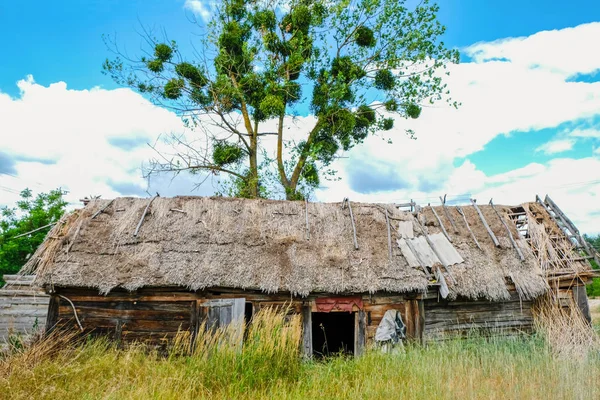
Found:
[1,308,599,400]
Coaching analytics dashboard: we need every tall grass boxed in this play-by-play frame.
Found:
[1,307,599,400]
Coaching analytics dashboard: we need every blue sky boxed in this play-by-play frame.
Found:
[0,1,599,233]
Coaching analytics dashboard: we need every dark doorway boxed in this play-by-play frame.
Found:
[312,312,355,357]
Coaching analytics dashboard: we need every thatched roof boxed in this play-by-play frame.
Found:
[22,196,593,301]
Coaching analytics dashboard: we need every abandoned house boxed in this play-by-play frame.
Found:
[19,195,598,356]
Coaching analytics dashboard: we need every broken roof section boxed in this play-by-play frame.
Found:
[21,195,597,302]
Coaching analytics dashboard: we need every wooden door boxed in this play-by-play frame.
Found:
[198,298,245,331]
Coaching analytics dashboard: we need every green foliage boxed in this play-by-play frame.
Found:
[175,63,208,88]
[585,234,600,297]
[355,26,376,47]
[163,78,185,99]
[212,141,244,166]
[374,69,395,90]
[103,0,459,200]
[0,189,67,284]
[154,43,173,61]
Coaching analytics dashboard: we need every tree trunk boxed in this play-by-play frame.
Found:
[248,134,259,198]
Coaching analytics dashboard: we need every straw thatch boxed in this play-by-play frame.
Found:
[22,196,580,300]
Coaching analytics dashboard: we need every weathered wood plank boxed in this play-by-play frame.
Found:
[302,305,312,359]
[355,310,366,356]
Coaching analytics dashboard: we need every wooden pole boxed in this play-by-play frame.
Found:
[430,206,452,242]
[489,200,525,261]
[133,195,158,237]
[344,198,359,250]
[413,216,456,284]
[385,209,393,262]
[404,239,432,280]
[471,199,500,247]
[456,206,482,250]
[12,222,57,239]
[545,195,600,266]
[439,195,458,233]
[91,199,115,219]
[305,198,310,240]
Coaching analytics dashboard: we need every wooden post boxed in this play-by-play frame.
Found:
[573,285,591,324]
[489,200,525,261]
[190,301,198,353]
[439,195,459,233]
[45,294,60,335]
[385,209,393,262]
[471,199,500,247]
[302,304,313,359]
[430,206,452,242]
[456,206,482,251]
[354,310,366,356]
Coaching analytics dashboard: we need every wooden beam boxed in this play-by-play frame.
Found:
[44,294,60,335]
[305,198,310,241]
[439,195,459,233]
[489,200,525,261]
[91,199,115,219]
[470,199,500,247]
[302,304,313,359]
[12,222,57,239]
[133,196,158,237]
[545,195,600,266]
[404,239,432,280]
[385,209,393,261]
[412,216,454,294]
[354,310,366,356]
[343,198,359,250]
[456,206,482,251]
[430,206,452,242]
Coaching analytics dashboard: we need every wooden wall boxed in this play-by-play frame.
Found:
[423,291,534,341]
[50,287,544,350]
[50,287,422,349]
[0,275,49,341]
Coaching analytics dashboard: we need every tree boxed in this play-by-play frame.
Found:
[0,188,67,284]
[584,234,600,297]
[104,0,459,199]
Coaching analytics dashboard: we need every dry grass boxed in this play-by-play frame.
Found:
[1,308,599,400]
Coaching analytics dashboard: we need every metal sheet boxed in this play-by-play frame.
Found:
[397,221,414,239]
[409,236,439,267]
[429,233,464,266]
[397,238,420,268]
[398,233,464,268]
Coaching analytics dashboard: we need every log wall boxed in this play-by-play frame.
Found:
[0,275,49,341]
[51,287,542,348]
[423,291,534,341]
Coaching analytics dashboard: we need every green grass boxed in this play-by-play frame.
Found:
[1,309,599,400]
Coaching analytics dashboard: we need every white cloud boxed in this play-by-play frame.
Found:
[570,128,600,138]
[0,76,212,207]
[184,0,213,22]
[465,22,600,78]
[2,22,600,234]
[535,139,575,154]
